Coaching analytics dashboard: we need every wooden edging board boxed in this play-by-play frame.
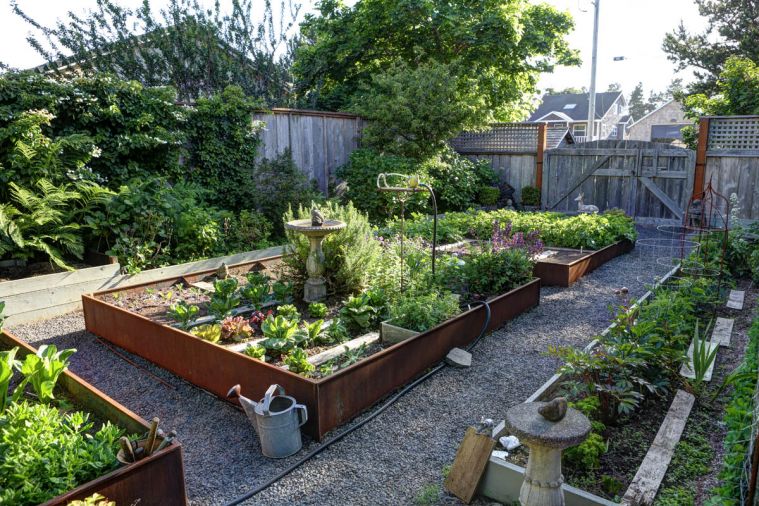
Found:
[1,246,284,326]
[0,331,188,505]
[82,258,540,441]
[479,263,682,505]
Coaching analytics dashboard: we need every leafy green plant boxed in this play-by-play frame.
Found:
[209,278,240,319]
[298,320,324,345]
[220,316,254,342]
[240,283,269,308]
[0,400,124,505]
[242,344,266,362]
[190,324,222,343]
[16,345,75,403]
[321,319,350,345]
[308,302,329,319]
[260,315,301,357]
[0,348,19,412]
[460,247,535,299]
[283,348,315,375]
[389,292,460,333]
[0,301,5,332]
[564,432,607,470]
[340,292,382,334]
[168,301,200,330]
[68,493,115,506]
[271,280,294,304]
[477,186,500,206]
[277,304,301,322]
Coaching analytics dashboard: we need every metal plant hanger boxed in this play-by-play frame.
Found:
[376,173,438,292]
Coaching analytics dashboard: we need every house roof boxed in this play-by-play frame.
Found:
[528,91,623,122]
[619,114,631,124]
[627,99,690,129]
[546,126,574,148]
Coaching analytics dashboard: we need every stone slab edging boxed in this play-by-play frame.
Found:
[480,263,682,505]
[2,246,284,326]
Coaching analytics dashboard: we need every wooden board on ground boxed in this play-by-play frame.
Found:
[621,390,695,506]
[679,339,719,381]
[444,427,497,504]
[711,317,734,347]
[308,332,380,366]
[727,289,745,310]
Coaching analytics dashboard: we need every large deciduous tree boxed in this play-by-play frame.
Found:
[294,0,578,121]
[663,0,759,94]
[12,0,300,104]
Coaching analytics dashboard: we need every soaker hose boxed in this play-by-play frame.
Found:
[223,300,492,506]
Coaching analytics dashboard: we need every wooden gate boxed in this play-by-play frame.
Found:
[542,140,695,220]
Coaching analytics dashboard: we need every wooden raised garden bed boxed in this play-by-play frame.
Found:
[82,256,540,441]
[0,331,188,506]
[532,239,634,287]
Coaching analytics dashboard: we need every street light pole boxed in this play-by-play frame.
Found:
[587,0,600,142]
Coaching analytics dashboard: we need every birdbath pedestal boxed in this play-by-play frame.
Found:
[284,219,346,302]
[505,401,591,506]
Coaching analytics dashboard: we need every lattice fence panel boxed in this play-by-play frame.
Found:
[708,117,759,150]
[450,123,539,153]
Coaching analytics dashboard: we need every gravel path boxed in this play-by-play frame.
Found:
[9,227,663,506]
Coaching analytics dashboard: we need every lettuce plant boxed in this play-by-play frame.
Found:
[220,316,254,341]
[307,302,328,319]
[209,278,240,319]
[242,344,266,362]
[168,301,199,330]
[18,345,75,403]
[284,348,314,375]
[190,323,222,343]
[277,304,301,322]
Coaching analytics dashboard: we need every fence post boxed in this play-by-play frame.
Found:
[693,117,710,198]
[536,123,547,199]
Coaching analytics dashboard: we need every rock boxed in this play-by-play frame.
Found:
[537,397,568,422]
[499,435,520,451]
[491,450,509,460]
[445,347,472,368]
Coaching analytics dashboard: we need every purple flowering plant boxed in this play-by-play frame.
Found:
[491,221,544,257]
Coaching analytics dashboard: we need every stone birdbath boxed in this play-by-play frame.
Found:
[285,210,346,302]
[504,398,590,506]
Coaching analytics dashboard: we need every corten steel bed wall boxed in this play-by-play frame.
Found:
[0,331,188,506]
[533,240,634,287]
[82,257,540,440]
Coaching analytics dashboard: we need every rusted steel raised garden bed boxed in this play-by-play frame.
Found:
[82,257,540,441]
[533,239,634,287]
[0,331,188,506]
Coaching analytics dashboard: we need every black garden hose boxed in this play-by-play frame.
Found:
[224,300,492,506]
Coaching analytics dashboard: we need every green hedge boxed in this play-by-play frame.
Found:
[384,208,637,250]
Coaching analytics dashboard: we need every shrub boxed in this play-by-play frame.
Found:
[521,186,541,206]
[422,147,497,212]
[281,201,382,296]
[563,432,606,470]
[460,248,534,298]
[477,186,500,206]
[253,152,321,235]
[389,291,460,332]
[184,86,264,211]
[336,148,424,223]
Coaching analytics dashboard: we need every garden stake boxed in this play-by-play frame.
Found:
[119,437,135,463]
[154,430,178,453]
[145,417,159,456]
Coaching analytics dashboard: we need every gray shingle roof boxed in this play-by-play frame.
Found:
[528,91,623,122]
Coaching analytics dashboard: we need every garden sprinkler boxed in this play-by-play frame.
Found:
[376,173,438,285]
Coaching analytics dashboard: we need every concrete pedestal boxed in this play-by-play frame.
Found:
[285,218,346,303]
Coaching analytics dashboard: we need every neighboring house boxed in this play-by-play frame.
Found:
[626,100,690,146]
[528,91,631,142]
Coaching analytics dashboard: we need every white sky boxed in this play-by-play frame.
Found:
[2,0,709,98]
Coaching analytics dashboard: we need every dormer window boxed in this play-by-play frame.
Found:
[563,104,577,110]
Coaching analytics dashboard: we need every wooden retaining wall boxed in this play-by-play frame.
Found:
[253,108,363,194]
[1,246,284,326]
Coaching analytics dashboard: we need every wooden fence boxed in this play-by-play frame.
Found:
[450,123,552,201]
[699,116,759,221]
[253,108,363,194]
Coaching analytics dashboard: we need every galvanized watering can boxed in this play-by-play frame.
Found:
[227,383,308,458]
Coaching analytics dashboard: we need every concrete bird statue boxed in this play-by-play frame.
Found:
[538,397,568,422]
[311,207,324,226]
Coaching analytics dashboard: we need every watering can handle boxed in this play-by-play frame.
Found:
[262,384,284,415]
[295,404,308,427]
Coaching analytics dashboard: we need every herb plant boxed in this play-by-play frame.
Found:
[389,292,460,333]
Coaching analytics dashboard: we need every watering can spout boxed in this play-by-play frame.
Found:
[227,384,260,420]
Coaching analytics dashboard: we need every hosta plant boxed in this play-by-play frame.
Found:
[190,323,222,343]
[284,348,314,375]
[168,301,199,330]
[220,316,254,341]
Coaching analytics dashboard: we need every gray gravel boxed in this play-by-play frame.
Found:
[9,226,663,506]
